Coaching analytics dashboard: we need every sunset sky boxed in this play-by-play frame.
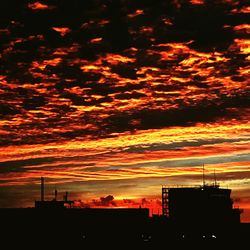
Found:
[0,0,249,221]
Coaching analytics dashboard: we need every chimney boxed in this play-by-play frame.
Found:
[41,177,44,201]
[55,188,58,201]
[64,191,68,201]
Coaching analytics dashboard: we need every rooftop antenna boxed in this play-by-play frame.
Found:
[64,191,68,201]
[214,169,217,187]
[41,177,45,201]
[202,164,205,187]
[54,186,58,201]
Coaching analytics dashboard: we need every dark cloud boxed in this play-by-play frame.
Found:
[103,103,238,133]
[93,195,116,206]
[22,95,46,110]
[141,198,150,205]
[0,104,21,117]
[214,171,250,182]
[114,91,146,100]
[73,200,91,208]
[124,137,250,153]
[110,63,138,79]
[0,157,57,173]
[123,199,137,204]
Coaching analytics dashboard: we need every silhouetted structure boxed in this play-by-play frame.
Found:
[41,176,44,201]
[35,177,74,209]
[1,176,248,248]
[160,183,244,242]
[162,184,242,225]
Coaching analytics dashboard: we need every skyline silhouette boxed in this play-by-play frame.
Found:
[0,176,249,247]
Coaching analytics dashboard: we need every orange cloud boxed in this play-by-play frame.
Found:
[90,37,103,44]
[28,2,50,10]
[231,6,250,14]
[128,9,144,18]
[52,27,71,36]
[190,0,204,4]
[233,24,250,34]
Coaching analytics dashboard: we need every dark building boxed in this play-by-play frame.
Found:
[162,184,242,226]
[30,177,150,246]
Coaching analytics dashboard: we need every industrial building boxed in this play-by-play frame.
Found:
[162,184,242,226]
[35,177,74,209]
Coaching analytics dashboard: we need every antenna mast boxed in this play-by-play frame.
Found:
[54,187,58,201]
[214,169,217,187]
[202,164,205,187]
[41,177,44,201]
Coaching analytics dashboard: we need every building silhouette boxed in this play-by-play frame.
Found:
[162,184,242,226]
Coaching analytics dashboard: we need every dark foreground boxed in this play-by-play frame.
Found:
[1,208,249,248]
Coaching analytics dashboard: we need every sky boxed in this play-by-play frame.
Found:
[0,0,249,221]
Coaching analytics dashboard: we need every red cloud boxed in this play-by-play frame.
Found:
[28,2,49,10]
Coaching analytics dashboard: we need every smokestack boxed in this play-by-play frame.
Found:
[55,188,58,201]
[64,191,68,201]
[202,164,205,187]
[214,169,217,187]
[41,177,44,201]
